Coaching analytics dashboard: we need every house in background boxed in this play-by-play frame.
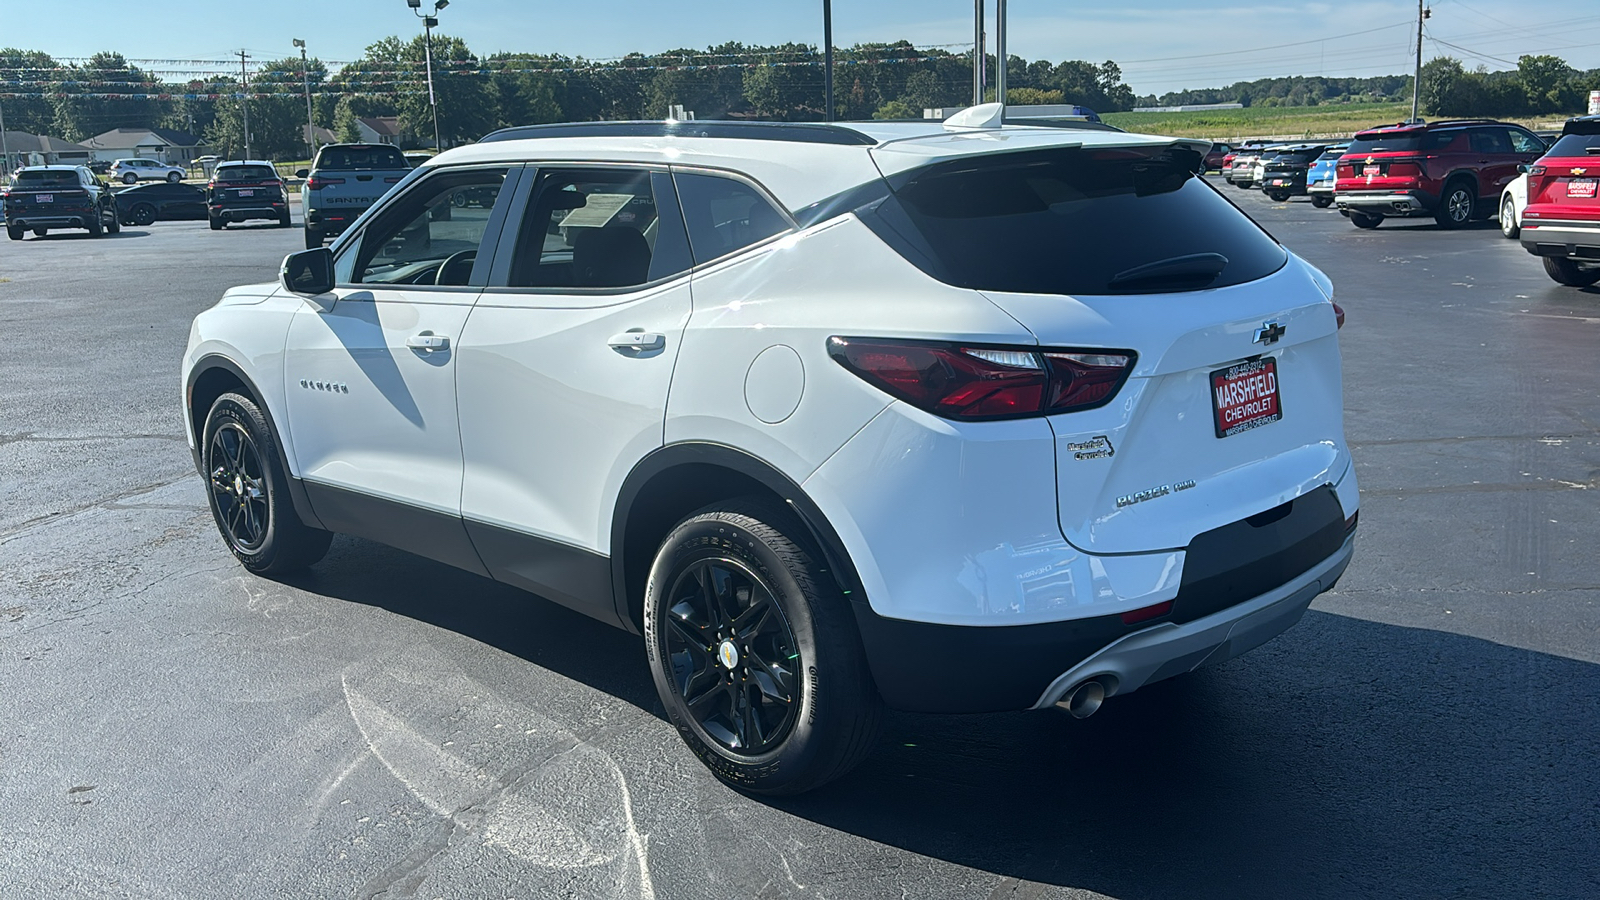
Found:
[83,127,207,166]
[301,124,337,152]
[356,116,404,146]
[1,131,94,172]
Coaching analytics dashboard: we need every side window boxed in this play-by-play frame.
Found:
[1508,128,1544,154]
[672,171,792,265]
[1469,128,1511,154]
[505,168,692,289]
[345,166,510,287]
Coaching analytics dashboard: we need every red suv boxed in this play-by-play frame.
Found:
[1334,119,1546,229]
[1518,115,1600,286]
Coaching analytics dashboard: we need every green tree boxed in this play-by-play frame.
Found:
[51,52,170,141]
[1518,54,1575,114]
[0,48,59,135]
[334,97,363,143]
[347,34,497,147]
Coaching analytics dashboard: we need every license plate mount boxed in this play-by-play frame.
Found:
[1211,357,1282,438]
[1568,178,1596,198]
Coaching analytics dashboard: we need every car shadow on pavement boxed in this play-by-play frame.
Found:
[773,610,1600,899]
[283,541,1599,899]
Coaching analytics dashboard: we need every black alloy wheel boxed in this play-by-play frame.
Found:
[661,557,802,756]
[1435,181,1475,228]
[208,421,270,554]
[645,500,883,795]
[132,203,157,226]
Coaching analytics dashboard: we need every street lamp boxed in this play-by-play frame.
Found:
[293,39,316,158]
[406,0,449,152]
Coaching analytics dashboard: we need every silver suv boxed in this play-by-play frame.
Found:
[110,158,186,184]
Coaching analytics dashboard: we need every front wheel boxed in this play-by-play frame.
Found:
[644,500,883,795]
[202,392,332,574]
[1542,257,1600,287]
[105,208,120,234]
[1500,196,1520,238]
[1350,211,1383,229]
[132,203,157,226]
[1311,195,1333,209]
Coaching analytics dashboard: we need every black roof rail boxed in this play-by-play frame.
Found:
[478,120,879,147]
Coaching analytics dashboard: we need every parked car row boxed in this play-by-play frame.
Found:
[3,159,296,237]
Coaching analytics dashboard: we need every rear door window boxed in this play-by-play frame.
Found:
[504,168,691,289]
[862,145,1286,296]
[1470,128,1512,155]
[672,172,792,264]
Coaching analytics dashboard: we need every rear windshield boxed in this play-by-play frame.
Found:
[1317,148,1346,161]
[215,165,277,182]
[16,170,79,185]
[1545,133,1600,157]
[1346,130,1455,155]
[315,146,407,170]
[862,146,1286,296]
[1269,149,1322,164]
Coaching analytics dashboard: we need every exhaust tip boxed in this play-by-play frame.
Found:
[1055,679,1106,719]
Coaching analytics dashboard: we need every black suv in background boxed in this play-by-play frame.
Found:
[296,143,411,248]
[3,165,120,239]
[207,161,291,229]
[1260,144,1329,202]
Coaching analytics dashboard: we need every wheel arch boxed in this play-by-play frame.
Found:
[610,442,865,635]
[1442,170,1481,201]
[186,354,326,530]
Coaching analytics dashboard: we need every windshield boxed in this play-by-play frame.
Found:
[316,146,408,170]
[16,170,79,186]
[865,145,1286,295]
[215,165,277,182]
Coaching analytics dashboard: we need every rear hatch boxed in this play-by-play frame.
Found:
[5,171,93,214]
[212,165,283,206]
[1336,128,1449,191]
[864,138,1349,554]
[308,144,410,209]
[1525,123,1600,221]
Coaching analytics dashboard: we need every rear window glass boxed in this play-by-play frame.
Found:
[215,165,277,182]
[1269,149,1322,164]
[863,146,1286,296]
[1346,130,1454,154]
[1545,133,1600,157]
[1317,149,1346,161]
[16,170,79,185]
[315,146,408,170]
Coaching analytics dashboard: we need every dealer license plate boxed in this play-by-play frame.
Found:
[1568,178,1596,198]
[1271,179,1286,186]
[1211,357,1282,438]
[37,194,53,203]
[237,189,255,197]
[1363,165,1380,177]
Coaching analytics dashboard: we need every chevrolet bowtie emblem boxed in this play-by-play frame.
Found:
[1574,167,1588,175]
[1254,321,1287,346]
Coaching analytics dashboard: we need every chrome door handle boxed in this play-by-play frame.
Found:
[406,332,450,352]
[608,332,665,352]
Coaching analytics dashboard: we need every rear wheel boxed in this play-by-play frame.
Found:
[1542,257,1600,287]
[278,210,292,228]
[122,172,138,184]
[1311,195,1333,209]
[304,227,321,249]
[1235,180,1253,189]
[166,171,182,183]
[202,392,332,574]
[1435,180,1474,228]
[132,203,157,226]
[86,214,102,237]
[1500,196,1520,239]
[644,500,883,795]
[1268,191,1290,202]
[33,228,47,237]
[209,216,224,231]
[1350,211,1383,229]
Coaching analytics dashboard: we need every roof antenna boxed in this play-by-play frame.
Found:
[944,102,1005,131]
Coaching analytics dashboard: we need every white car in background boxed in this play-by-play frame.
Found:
[110,158,186,184]
[182,105,1358,794]
[1500,169,1530,238]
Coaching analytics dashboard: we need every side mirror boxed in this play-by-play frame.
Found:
[281,247,335,296]
[295,168,310,179]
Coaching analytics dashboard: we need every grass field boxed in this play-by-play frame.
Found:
[1102,103,1577,141]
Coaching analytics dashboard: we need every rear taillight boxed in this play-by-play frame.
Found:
[1528,165,1546,176]
[1333,302,1346,329]
[828,337,1136,421]
[306,176,346,190]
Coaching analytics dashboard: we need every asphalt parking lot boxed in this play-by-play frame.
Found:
[1,186,1597,899]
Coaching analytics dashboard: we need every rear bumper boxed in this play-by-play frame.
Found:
[213,204,286,222]
[1520,221,1600,258]
[304,206,367,234]
[1336,189,1435,216]
[5,213,94,229]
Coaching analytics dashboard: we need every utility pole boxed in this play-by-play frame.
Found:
[972,0,984,105]
[294,39,316,158]
[238,50,252,160]
[995,0,1007,105]
[823,0,834,121]
[1411,1,1431,122]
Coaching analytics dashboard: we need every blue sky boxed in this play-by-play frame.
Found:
[7,0,1600,96]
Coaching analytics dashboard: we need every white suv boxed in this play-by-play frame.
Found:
[110,157,186,184]
[183,106,1358,794]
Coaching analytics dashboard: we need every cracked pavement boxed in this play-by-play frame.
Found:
[0,187,1597,899]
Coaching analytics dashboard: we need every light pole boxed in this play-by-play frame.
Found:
[823,0,833,122]
[294,39,316,158]
[406,0,448,151]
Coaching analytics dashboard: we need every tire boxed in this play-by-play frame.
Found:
[278,210,292,228]
[86,214,102,237]
[105,208,120,234]
[122,173,138,184]
[209,216,224,231]
[644,499,883,795]
[1235,180,1253,189]
[6,223,22,241]
[1268,192,1289,202]
[132,203,157,227]
[1542,257,1600,287]
[201,392,332,575]
[166,171,182,183]
[1311,195,1333,208]
[1500,196,1520,239]
[1434,180,1474,228]
[33,228,47,237]
[304,227,321,249]
[1350,211,1383,229]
